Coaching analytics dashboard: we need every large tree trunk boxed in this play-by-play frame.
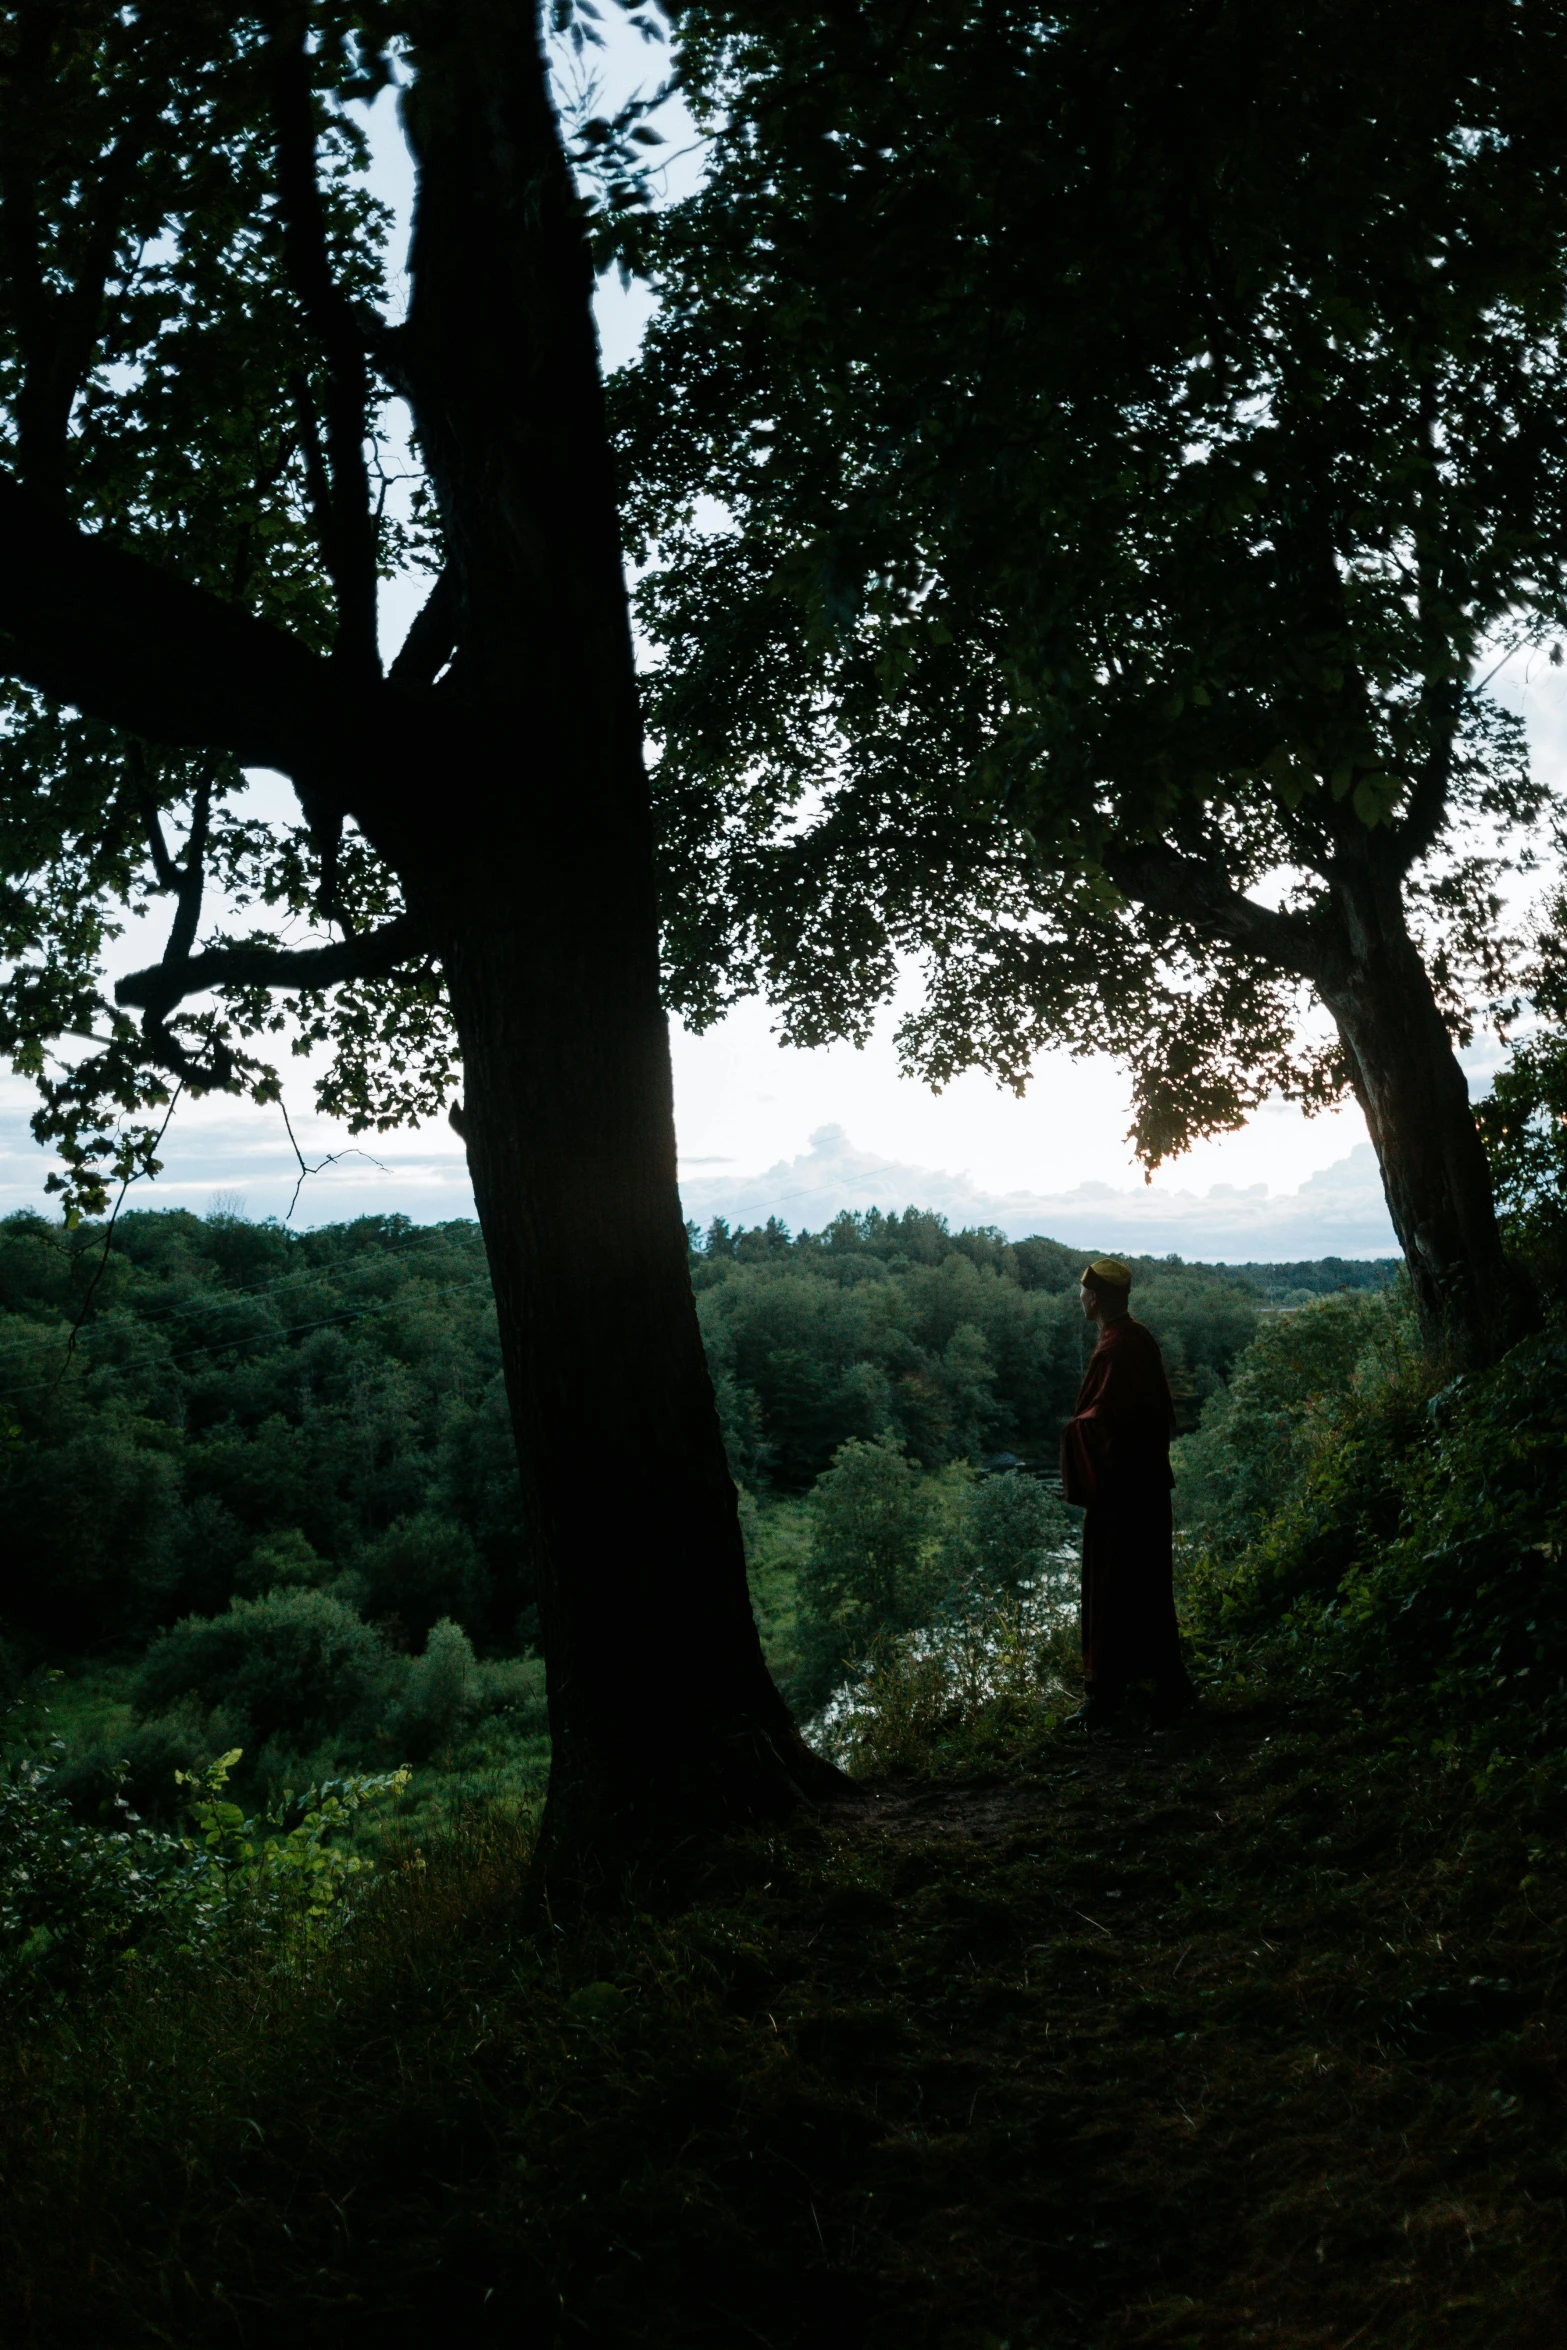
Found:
[391,2,842,1872]
[1318,864,1519,1370]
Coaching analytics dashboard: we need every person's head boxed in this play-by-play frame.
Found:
[1079,1257,1132,1325]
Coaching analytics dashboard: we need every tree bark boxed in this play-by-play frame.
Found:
[389,2,844,1876]
[1317,862,1521,1370]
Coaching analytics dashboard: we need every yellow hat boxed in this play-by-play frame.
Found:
[1082,1257,1132,1288]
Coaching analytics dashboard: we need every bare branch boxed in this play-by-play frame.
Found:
[279,1094,388,1221]
[114,910,429,1019]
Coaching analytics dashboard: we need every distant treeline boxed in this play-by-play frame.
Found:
[692,1209,1396,1488]
[0,1204,1396,1670]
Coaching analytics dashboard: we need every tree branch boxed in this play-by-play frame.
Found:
[0,18,162,504]
[0,470,352,776]
[161,762,215,969]
[1101,839,1324,981]
[114,911,428,1019]
[271,23,379,672]
[388,566,459,688]
[126,742,181,891]
[1387,684,1461,877]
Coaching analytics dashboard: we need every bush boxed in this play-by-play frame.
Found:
[356,1512,491,1644]
[133,1589,391,1750]
[0,1756,179,2012]
[1322,1333,1567,1753]
[1176,1285,1427,1605]
[388,1618,478,1761]
[809,1580,1079,1775]
[1,1745,410,2020]
[50,1702,209,1825]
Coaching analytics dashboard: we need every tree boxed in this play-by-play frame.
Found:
[798,1432,935,1702]
[0,1,843,1872]
[616,0,1567,1367]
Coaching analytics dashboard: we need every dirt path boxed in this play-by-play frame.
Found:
[752,1700,1565,2348]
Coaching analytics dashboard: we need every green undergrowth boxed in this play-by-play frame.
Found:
[5,1691,1564,2348]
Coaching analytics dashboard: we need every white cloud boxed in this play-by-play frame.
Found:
[678,1123,1398,1263]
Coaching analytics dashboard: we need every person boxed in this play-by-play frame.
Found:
[1059,1256,1192,1730]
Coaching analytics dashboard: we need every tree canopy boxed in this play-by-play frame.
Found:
[617,0,1567,1360]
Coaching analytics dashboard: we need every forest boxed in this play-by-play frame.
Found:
[0,1202,1351,1814]
[4,0,1567,2342]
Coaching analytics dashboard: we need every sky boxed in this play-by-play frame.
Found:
[3,27,1562,1260]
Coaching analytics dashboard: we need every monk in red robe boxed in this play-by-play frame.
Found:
[1059,1257,1191,1730]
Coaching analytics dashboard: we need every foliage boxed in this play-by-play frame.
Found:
[1176,1267,1567,1760]
[694,1204,1270,1486]
[0,2,676,1213]
[938,1465,1078,1598]
[0,3,459,1210]
[1476,965,1567,1293]
[2,1703,1564,2345]
[1324,1335,1567,1754]
[810,1576,1080,1776]
[0,1748,180,2009]
[794,1437,943,1703]
[355,1511,492,1645]
[386,1615,506,1764]
[0,1207,524,1657]
[0,1738,407,2020]
[1175,1284,1425,1563]
[173,1747,411,1943]
[133,1588,393,1753]
[621,0,1564,1163]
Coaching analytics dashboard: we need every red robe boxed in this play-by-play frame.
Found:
[1060,1315,1185,1694]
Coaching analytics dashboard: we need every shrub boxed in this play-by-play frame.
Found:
[809,1581,1079,1775]
[50,1702,209,1825]
[1323,1333,1567,1753]
[1177,1284,1428,1612]
[133,1589,391,1749]
[0,1755,179,2011]
[356,1512,491,1643]
[1,1746,410,2019]
[388,1618,478,1761]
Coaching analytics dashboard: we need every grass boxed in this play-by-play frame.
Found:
[5,1682,1564,2347]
